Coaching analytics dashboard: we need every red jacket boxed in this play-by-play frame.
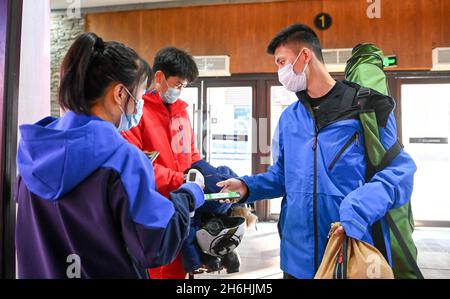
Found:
[121,90,201,279]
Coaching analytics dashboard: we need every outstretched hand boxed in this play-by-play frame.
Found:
[216,178,248,204]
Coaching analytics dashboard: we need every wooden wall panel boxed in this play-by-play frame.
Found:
[430,0,450,48]
[321,0,433,70]
[88,10,142,50]
[85,0,450,74]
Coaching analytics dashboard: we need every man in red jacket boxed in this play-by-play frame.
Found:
[121,47,201,279]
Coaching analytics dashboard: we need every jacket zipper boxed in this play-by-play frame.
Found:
[327,132,359,171]
[308,105,319,274]
[313,131,319,273]
[308,105,357,275]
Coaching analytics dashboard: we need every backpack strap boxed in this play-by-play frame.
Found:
[366,139,404,180]
[375,139,403,173]
[339,84,358,112]
[385,213,424,279]
[371,221,388,263]
[356,87,372,108]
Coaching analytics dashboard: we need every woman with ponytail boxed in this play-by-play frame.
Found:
[14,33,204,278]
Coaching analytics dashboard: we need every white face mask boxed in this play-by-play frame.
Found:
[118,98,144,131]
[160,76,183,104]
[162,87,181,104]
[116,87,144,132]
[278,49,308,93]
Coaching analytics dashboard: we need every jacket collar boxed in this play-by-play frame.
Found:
[296,81,361,130]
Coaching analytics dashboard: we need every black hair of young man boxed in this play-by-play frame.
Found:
[267,23,324,63]
[153,47,199,83]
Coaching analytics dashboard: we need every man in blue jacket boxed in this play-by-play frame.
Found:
[217,24,417,279]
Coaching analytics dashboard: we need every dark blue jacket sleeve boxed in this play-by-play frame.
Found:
[109,168,204,268]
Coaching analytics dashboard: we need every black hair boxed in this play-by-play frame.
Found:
[152,47,199,83]
[58,32,147,114]
[267,23,324,63]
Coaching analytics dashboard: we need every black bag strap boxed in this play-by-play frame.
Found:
[340,84,358,112]
[365,139,403,180]
[375,139,403,172]
[342,236,348,279]
[385,213,424,279]
[356,87,372,108]
[333,235,349,279]
[371,221,388,263]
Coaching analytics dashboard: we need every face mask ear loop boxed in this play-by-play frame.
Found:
[292,48,306,74]
[124,87,139,115]
[116,88,130,122]
[292,49,303,66]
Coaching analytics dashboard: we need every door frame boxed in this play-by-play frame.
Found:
[0,0,23,279]
[181,82,202,155]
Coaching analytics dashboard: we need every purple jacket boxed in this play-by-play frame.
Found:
[15,112,204,278]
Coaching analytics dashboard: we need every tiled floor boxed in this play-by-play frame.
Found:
[415,227,450,279]
[195,222,450,279]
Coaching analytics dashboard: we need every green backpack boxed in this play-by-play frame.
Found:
[344,43,423,279]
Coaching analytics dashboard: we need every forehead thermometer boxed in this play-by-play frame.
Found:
[185,169,205,186]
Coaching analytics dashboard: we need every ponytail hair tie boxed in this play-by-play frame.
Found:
[93,37,105,53]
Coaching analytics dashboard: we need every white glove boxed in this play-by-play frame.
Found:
[185,169,205,188]
[185,169,205,218]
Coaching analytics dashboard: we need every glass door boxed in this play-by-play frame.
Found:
[204,84,254,177]
[401,83,450,224]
